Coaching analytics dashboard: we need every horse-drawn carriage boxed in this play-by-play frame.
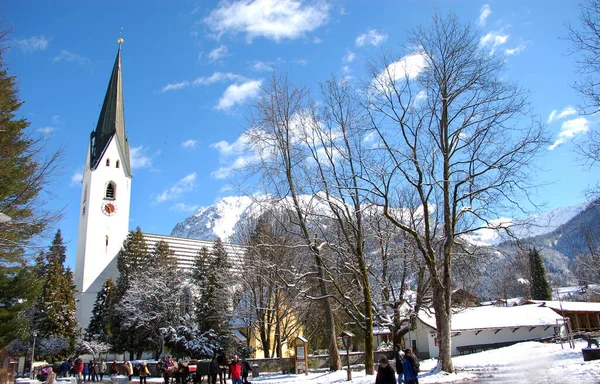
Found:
[159,359,211,384]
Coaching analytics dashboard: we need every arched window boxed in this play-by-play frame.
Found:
[105,182,116,199]
[106,159,110,166]
[116,160,120,168]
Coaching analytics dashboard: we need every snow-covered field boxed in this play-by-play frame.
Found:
[238,340,600,383]
[132,340,599,383]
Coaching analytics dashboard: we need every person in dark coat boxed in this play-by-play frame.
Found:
[241,358,253,384]
[395,349,405,384]
[208,357,219,384]
[402,349,419,384]
[375,356,396,384]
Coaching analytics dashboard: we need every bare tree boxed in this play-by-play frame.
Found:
[566,0,600,186]
[236,213,304,358]
[245,74,342,370]
[363,12,546,372]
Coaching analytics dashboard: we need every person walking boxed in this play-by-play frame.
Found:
[88,360,97,382]
[402,349,419,384]
[139,363,150,384]
[60,360,71,378]
[74,358,84,384]
[240,358,253,384]
[99,360,107,381]
[395,349,405,384]
[208,357,219,384]
[375,356,396,384]
[124,361,133,381]
[229,356,243,384]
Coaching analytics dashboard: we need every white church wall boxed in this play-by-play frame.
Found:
[75,137,131,330]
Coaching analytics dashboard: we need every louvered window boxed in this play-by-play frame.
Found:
[105,182,116,199]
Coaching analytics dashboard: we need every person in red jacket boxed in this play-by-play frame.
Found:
[74,359,84,384]
[229,356,242,384]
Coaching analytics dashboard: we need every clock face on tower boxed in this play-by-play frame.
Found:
[101,201,117,216]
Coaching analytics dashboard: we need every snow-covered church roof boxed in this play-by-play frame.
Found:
[418,304,564,332]
[528,300,600,313]
[143,233,246,270]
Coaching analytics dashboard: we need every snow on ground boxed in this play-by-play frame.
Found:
[137,340,600,383]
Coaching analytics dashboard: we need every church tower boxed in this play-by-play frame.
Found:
[74,42,132,330]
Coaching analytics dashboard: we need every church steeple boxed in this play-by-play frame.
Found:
[90,44,131,177]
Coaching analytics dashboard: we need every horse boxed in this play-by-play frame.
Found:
[216,355,229,384]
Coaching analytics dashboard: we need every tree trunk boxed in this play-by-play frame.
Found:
[360,259,375,375]
[314,250,342,370]
[431,282,454,373]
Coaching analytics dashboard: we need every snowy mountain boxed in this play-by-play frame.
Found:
[170,196,258,242]
[171,196,591,248]
[464,202,588,246]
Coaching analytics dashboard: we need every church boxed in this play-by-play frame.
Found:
[73,43,245,331]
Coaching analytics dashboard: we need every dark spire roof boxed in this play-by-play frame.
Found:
[90,47,131,177]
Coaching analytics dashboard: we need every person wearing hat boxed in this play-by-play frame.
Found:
[139,362,150,384]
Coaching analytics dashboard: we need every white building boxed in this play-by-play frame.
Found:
[74,45,244,331]
[406,305,565,359]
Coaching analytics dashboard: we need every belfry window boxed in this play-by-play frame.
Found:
[116,160,120,168]
[106,159,110,166]
[105,182,116,200]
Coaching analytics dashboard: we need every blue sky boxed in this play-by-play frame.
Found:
[2,0,598,269]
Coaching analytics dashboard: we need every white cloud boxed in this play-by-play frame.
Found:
[155,173,197,203]
[355,29,388,47]
[313,37,323,44]
[547,106,578,123]
[193,72,246,86]
[480,31,509,54]
[379,52,426,82]
[130,146,152,169]
[15,35,49,53]
[343,49,355,63]
[295,58,309,66]
[170,202,200,213]
[212,134,251,158]
[505,43,527,56]
[161,81,190,92]
[216,79,263,110]
[548,117,590,150]
[70,171,83,187]
[253,61,274,71]
[477,4,492,26]
[51,115,61,124]
[37,126,54,136]
[204,0,330,42]
[341,65,351,74]
[208,45,228,61]
[181,139,198,149]
[211,133,259,179]
[52,50,89,65]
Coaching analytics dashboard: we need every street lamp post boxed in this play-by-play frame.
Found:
[30,331,37,379]
[339,331,354,381]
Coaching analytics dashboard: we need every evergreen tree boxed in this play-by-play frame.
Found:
[114,227,149,299]
[194,238,232,335]
[33,230,79,344]
[0,28,61,349]
[529,247,552,300]
[111,227,149,355]
[85,278,114,342]
[0,268,41,349]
